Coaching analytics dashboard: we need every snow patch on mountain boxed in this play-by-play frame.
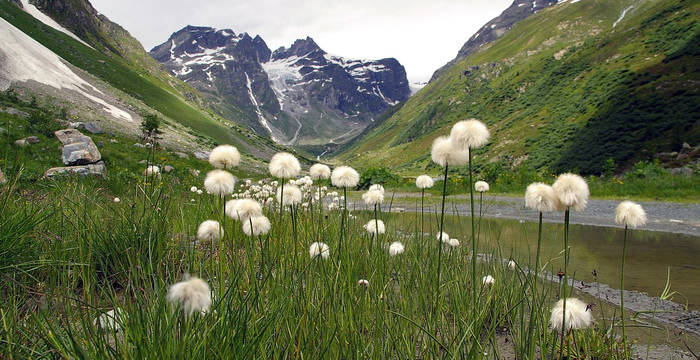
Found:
[0,17,132,122]
[244,72,278,142]
[20,0,93,49]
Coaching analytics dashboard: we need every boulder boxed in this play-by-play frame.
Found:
[669,167,693,176]
[77,122,102,134]
[43,161,106,178]
[193,151,210,160]
[14,139,27,147]
[174,152,189,159]
[163,165,175,173]
[55,129,101,165]
[25,136,40,144]
[1,107,29,118]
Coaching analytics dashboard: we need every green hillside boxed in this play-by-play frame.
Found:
[335,0,699,175]
[0,1,286,160]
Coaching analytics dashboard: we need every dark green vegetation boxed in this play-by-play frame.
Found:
[335,0,699,176]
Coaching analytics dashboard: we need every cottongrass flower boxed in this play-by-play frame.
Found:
[197,220,223,241]
[474,181,490,192]
[524,183,560,212]
[143,165,160,177]
[507,260,516,270]
[269,152,301,179]
[208,145,240,169]
[549,298,593,333]
[94,308,123,332]
[448,238,460,247]
[309,242,330,259]
[113,197,120,203]
[362,189,384,205]
[277,184,302,206]
[415,175,434,189]
[431,136,468,167]
[388,241,405,256]
[363,219,385,235]
[204,170,236,196]
[358,279,369,287]
[190,186,198,192]
[615,201,647,228]
[197,189,203,195]
[552,173,589,212]
[331,166,360,188]
[369,184,385,194]
[437,232,450,243]
[482,275,495,286]
[242,215,271,236]
[310,163,331,180]
[167,276,212,316]
[449,119,490,150]
[226,198,262,221]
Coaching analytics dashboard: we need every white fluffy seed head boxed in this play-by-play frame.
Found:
[309,242,330,259]
[549,298,593,333]
[144,165,160,177]
[362,189,384,205]
[331,166,360,188]
[226,198,262,221]
[309,163,331,180]
[437,232,450,242]
[190,186,198,192]
[508,260,516,270]
[449,119,490,150]
[431,136,468,167]
[269,152,301,179]
[416,175,434,189]
[388,241,404,256]
[482,275,495,286]
[167,276,211,316]
[358,279,369,287]
[615,201,647,228]
[475,181,490,192]
[94,308,123,332]
[448,238,460,247]
[369,184,385,194]
[204,170,236,196]
[208,145,240,169]
[524,182,561,212]
[552,173,589,212]
[277,184,302,206]
[242,215,271,236]
[363,219,386,235]
[113,197,120,203]
[197,220,223,241]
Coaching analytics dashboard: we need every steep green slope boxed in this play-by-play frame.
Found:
[0,1,285,159]
[335,0,699,175]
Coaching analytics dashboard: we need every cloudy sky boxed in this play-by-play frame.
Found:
[90,0,512,83]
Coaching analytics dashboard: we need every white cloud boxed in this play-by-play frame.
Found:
[90,0,511,83]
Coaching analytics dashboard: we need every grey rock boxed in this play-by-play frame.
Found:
[669,167,693,176]
[54,129,102,165]
[174,152,189,159]
[25,136,40,144]
[77,122,102,134]
[133,143,146,148]
[43,161,106,178]
[189,169,201,177]
[163,165,175,173]
[1,107,30,118]
[193,151,210,160]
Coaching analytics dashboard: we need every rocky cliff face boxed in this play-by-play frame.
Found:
[430,0,558,81]
[151,27,410,145]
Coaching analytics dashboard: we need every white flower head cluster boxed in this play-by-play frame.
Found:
[524,182,561,212]
[615,201,647,228]
[204,170,236,196]
[474,181,489,192]
[167,276,212,316]
[431,136,468,167]
[363,219,386,235]
[369,184,385,194]
[482,275,495,286]
[415,175,434,189]
[277,184,303,206]
[269,152,301,179]
[549,298,593,333]
[436,232,450,242]
[552,173,589,212]
[450,119,490,150]
[209,145,240,169]
[197,220,223,241]
[225,198,262,221]
[362,189,384,205]
[144,165,160,177]
[242,215,271,236]
[388,241,404,256]
[310,163,331,180]
[309,242,330,259]
[331,166,360,188]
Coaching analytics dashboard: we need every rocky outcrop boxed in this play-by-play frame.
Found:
[430,0,558,81]
[44,129,105,178]
[55,129,101,165]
